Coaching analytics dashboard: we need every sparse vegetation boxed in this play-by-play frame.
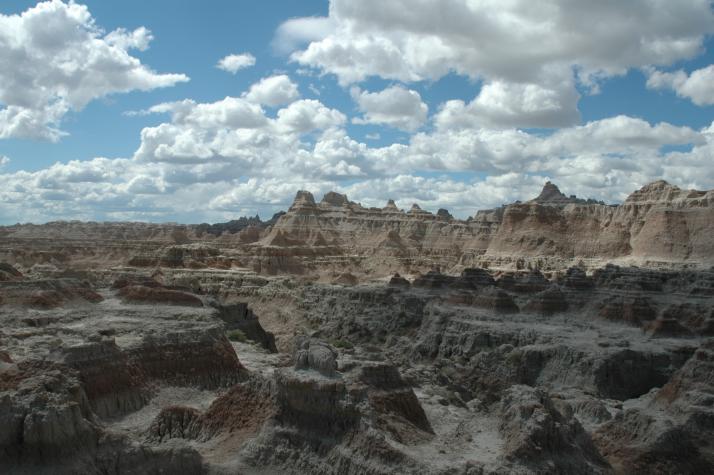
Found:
[330,338,354,350]
[226,329,248,343]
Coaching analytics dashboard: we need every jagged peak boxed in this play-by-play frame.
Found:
[321,191,350,207]
[383,199,400,211]
[529,181,604,206]
[436,208,453,220]
[625,180,682,203]
[291,190,316,207]
[533,181,568,203]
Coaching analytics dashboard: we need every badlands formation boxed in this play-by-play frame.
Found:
[1,180,713,474]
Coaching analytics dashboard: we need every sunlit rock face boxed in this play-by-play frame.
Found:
[1,180,714,473]
[1,181,712,280]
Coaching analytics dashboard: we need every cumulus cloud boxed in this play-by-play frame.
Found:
[280,0,714,129]
[288,0,714,85]
[647,65,714,106]
[2,109,713,224]
[0,0,189,142]
[436,71,580,130]
[2,42,714,225]
[216,53,256,73]
[244,75,300,107]
[351,85,428,131]
[276,99,346,133]
[0,155,9,168]
[132,93,354,184]
[272,16,334,54]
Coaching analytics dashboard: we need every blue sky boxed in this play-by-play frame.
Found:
[1,0,713,224]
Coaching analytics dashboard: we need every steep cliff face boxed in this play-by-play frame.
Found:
[0,181,712,276]
[257,181,714,272]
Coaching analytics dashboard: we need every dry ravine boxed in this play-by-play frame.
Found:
[1,181,714,474]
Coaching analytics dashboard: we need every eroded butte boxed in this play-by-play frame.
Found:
[2,180,714,474]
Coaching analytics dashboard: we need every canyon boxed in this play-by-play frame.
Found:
[1,180,714,474]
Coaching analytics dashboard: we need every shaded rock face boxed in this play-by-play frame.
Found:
[593,342,714,473]
[214,302,277,352]
[2,182,714,474]
[0,263,22,281]
[645,318,693,338]
[2,181,713,279]
[0,360,97,465]
[472,287,519,313]
[0,278,102,308]
[332,271,358,286]
[412,270,459,289]
[117,284,203,307]
[294,339,338,377]
[321,191,350,207]
[59,327,245,420]
[147,376,276,444]
[593,264,666,292]
[129,243,227,269]
[524,286,568,314]
[497,270,550,293]
[499,385,609,473]
[290,190,317,211]
[143,350,434,474]
[436,208,453,221]
[242,358,434,473]
[460,267,496,287]
[358,363,433,441]
[559,266,594,290]
[0,281,248,473]
[598,296,657,326]
[388,273,410,288]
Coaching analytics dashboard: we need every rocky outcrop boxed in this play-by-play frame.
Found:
[593,341,714,473]
[598,296,657,326]
[0,278,102,308]
[0,263,22,281]
[472,287,519,313]
[523,286,569,314]
[147,376,275,444]
[118,285,203,307]
[294,339,338,377]
[2,181,713,278]
[498,385,609,473]
[0,279,249,473]
[214,302,277,352]
[388,273,410,288]
[1,180,714,473]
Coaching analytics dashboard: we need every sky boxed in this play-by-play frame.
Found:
[0,0,713,224]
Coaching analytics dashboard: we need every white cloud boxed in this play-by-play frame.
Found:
[3,113,711,224]
[272,16,334,54]
[0,0,189,142]
[0,155,9,168]
[244,74,300,107]
[281,0,714,129]
[351,85,428,131]
[276,99,346,133]
[216,53,256,73]
[105,26,153,51]
[2,67,713,224]
[647,65,714,106]
[436,70,580,130]
[132,94,353,181]
[288,0,714,85]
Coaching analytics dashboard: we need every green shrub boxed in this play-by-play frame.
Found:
[506,349,523,365]
[226,329,247,342]
[330,338,354,350]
